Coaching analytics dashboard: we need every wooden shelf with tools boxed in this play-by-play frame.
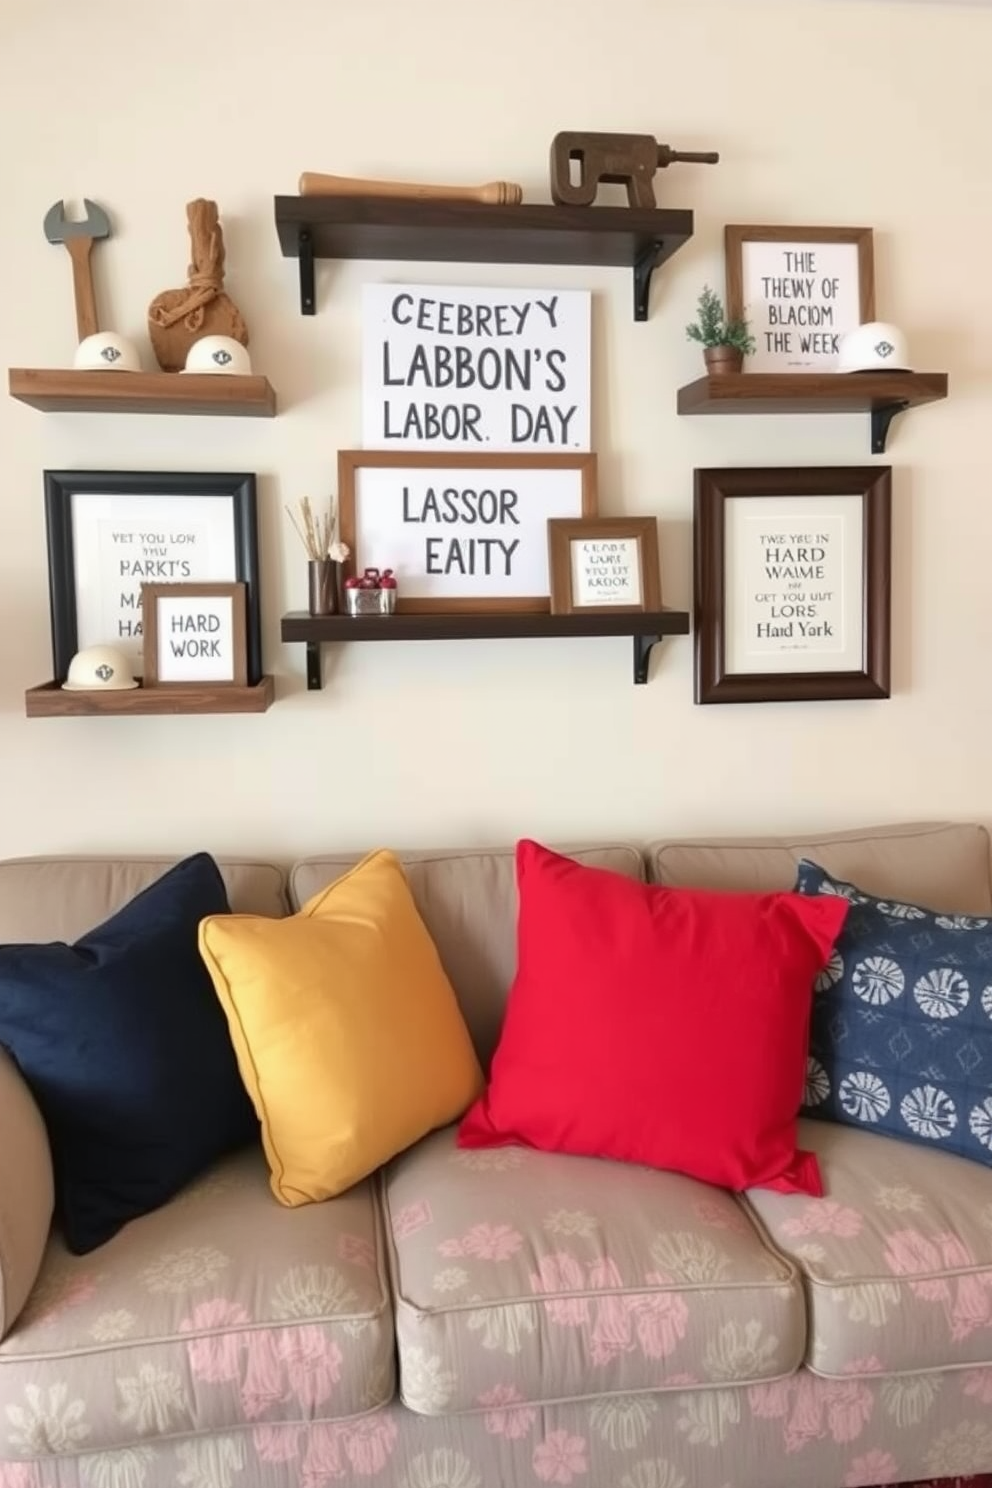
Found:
[273,196,694,321]
[25,676,276,717]
[676,371,949,454]
[8,368,277,417]
[281,609,691,690]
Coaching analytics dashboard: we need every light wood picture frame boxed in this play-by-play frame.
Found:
[724,224,875,373]
[547,517,661,615]
[337,450,598,613]
[141,581,248,688]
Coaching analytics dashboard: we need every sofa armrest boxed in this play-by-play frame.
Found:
[0,1047,53,1338]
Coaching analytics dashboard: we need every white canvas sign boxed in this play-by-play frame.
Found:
[723,494,864,674]
[361,282,591,451]
[342,455,595,608]
[740,240,863,371]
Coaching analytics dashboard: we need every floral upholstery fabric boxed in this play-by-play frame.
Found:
[382,1126,804,1413]
[0,1148,394,1460]
[746,1119,992,1377]
[5,1366,992,1487]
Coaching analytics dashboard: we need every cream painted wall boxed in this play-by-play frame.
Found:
[1,0,990,859]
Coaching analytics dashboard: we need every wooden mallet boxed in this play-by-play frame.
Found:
[298,172,523,205]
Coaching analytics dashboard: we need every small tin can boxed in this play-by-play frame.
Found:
[346,587,397,616]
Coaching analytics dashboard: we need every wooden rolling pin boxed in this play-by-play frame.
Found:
[298,172,523,205]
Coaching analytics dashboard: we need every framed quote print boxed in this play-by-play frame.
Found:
[725,225,875,373]
[693,465,891,705]
[547,517,661,615]
[141,582,248,687]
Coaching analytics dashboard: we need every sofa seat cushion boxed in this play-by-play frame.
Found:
[0,1148,394,1460]
[384,1125,805,1415]
[745,1118,992,1379]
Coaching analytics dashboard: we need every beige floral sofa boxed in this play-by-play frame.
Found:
[2,820,992,1488]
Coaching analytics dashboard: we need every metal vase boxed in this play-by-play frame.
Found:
[307,559,338,616]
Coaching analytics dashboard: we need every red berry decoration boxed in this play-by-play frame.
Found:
[379,568,397,589]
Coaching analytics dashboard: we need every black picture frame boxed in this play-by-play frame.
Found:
[693,465,891,704]
[43,470,262,685]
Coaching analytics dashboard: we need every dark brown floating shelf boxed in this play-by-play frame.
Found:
[273,195,694,321]
[8,368,277,417]
[25,677,275,717]
[281,609,691,690]
[676,371,948,453]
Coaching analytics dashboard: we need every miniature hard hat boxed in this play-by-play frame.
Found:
[62,645,139,691]
[181,335,251,375]
[73,331,142,372]
[836,322,910,373]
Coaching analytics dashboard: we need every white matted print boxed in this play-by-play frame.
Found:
[71,492,238,667]
[723,494,865,675]
[338,451,598,612]
[361,282,591,451]
[571,535,642,608]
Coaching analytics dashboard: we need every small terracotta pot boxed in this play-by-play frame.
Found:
[704,345,744,376]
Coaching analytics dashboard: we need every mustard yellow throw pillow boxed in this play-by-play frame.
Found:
[198,849,483,1206]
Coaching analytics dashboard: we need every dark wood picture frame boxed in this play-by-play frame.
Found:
[141,582,248,688]
[43,470,261,685]
[725,224,875,372]
[547,516,661,615]
[693,465,891,704]
[337,449,598,614]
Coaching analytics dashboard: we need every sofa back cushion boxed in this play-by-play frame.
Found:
[290,844,644,1068]
[0,855,289,943]
[646,821,992,916]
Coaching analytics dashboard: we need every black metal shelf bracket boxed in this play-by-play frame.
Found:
[633,243,664,322]
[633,633,661,684]
[298,228,315,316]
[305,642,322,691]
[871,400,909,455]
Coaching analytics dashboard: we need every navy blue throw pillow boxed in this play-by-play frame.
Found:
[795,858,992,1167]
[0,853,258,1254]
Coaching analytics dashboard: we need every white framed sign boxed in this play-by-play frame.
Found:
[693,466,891,704]
[338,450,598,612]
[725,225,875,372]
[141,582,248,687]
[361,282,591,451]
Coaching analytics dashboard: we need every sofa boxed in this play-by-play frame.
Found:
[2,819,992,1488]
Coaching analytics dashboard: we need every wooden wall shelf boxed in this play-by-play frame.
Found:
[676,371,948,453]
[8,369,277,417]
[25,676,275,717]
[281,609,691,689]
[273,195,694,321]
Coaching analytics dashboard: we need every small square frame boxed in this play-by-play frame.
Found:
[547,517,661,615]
[725,224,875,373]
[141,582,248,688]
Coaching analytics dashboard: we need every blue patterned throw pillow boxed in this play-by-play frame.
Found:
[795,859,992,1165]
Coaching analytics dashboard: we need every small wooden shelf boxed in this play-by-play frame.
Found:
[25,676,275,717]
[676,371,948,453]
[281,609,691,689]
[8,368,277,417]
[273,195,694,321]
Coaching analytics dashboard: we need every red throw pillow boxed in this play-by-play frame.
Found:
[458,840,849,1195]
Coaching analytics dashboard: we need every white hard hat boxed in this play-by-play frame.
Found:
[62,645,139,691]
[73,332,142,373]
[836,322,911,373]
[181,335,251,375]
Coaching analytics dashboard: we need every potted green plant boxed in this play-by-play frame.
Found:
[685,284,756,374]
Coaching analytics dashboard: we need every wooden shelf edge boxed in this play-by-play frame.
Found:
[677,370,949,415]
[25,676,275,717]
[280,609,691,643]
[8,368,277,417]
